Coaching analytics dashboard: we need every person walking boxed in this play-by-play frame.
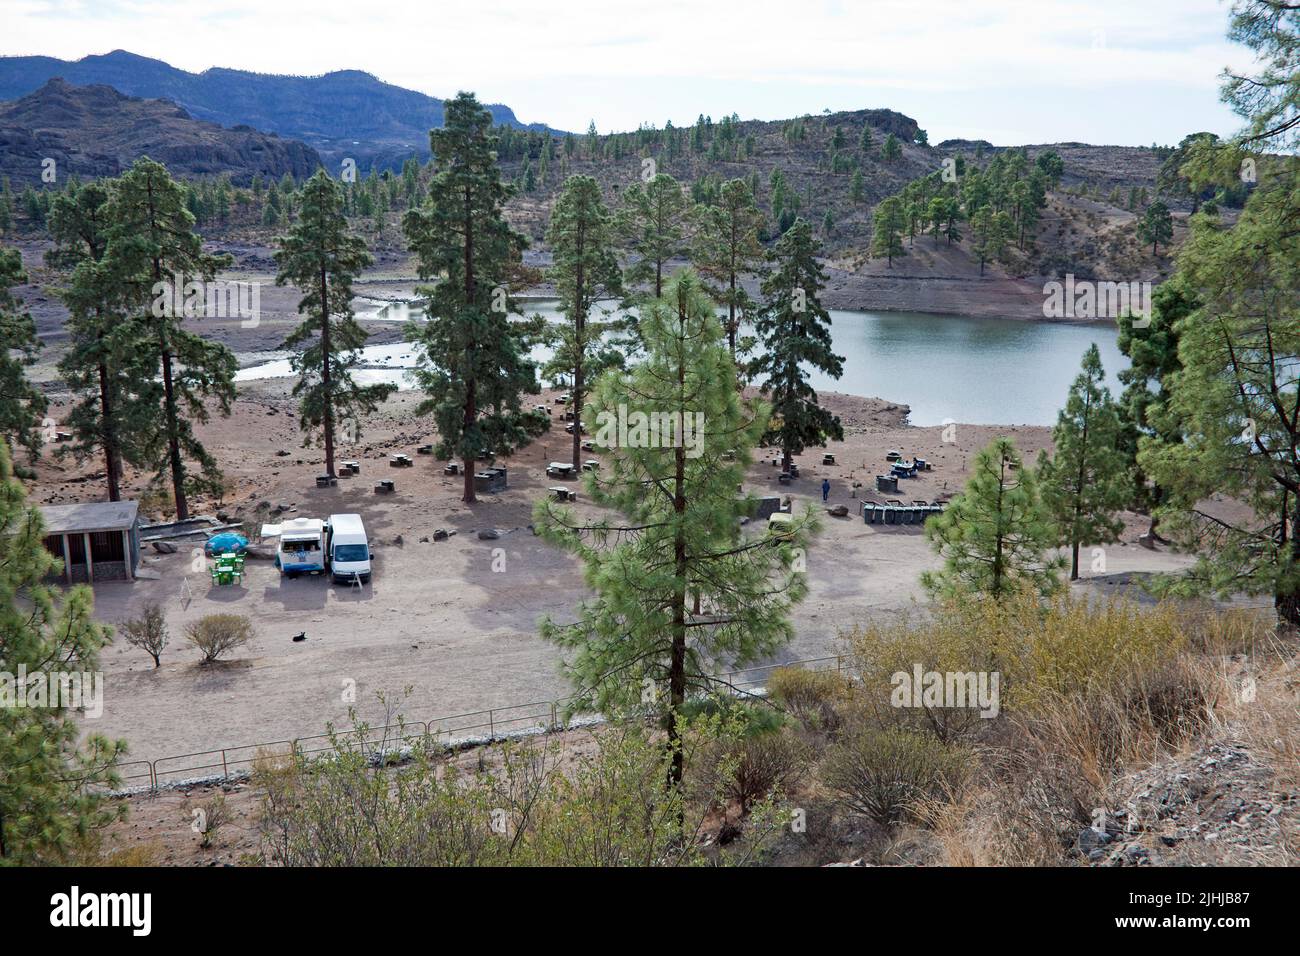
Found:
[822,478,831,502]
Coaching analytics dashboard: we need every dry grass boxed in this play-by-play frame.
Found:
[818,595,1298,866]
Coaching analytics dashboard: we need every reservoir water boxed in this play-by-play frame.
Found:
[235,299,1127,427]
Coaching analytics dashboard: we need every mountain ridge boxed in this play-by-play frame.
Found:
[0,78,322,185]
[0,50,564,170]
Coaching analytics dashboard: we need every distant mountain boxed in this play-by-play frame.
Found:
[0,50,562,170]
[0,79,321,185]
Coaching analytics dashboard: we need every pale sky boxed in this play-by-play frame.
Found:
[1,0,1248,145]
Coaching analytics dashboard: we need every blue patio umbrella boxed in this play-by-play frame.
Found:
[205,532,249,556]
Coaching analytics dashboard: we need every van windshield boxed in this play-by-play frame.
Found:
[333,544,368,563]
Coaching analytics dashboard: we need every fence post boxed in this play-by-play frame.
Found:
[489,710,494,739]
[221,749,228,779]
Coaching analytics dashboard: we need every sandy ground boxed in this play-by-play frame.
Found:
[28,383,1197,772]
[11,240,1205,772]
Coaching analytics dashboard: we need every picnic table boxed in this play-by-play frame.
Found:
[210,552,245,586]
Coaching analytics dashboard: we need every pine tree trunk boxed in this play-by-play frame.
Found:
[571,249,586,472]
[571,363,584,473]
[667,399,687,805]
[319,266,335,477]
[463,380,476,504]
[727,283,737,356]
[1279,498,1300,627]
[97,357,121,502]
[728,221,739,356]
[1070,541,1080,581]
[160,345,187,520]
[462,184,476,505]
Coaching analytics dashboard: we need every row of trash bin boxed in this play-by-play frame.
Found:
[862,501,946,525]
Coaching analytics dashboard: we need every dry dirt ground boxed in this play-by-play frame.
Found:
[13,240,1202,777]
[29,382,1198,774]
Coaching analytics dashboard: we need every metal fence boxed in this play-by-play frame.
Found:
[120,654,847,791]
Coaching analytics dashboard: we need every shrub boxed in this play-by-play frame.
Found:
[185,613,254,663]
[120,601,169,667]
[1012,595,1187,709]
[766,667,852,734]
[846,601,1004,744]
[821,725,969,825]
[187,793,230,849]
[725,730,811,811]
[257,718,787,867]
[1015,655,1213,789]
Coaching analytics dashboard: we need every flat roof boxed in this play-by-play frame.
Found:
[38,500,140,535]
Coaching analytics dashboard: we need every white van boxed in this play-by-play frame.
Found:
[278,518,326,576]
[327,513,372,584]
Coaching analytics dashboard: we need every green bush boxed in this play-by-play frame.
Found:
[821,726,969,825]
[766,666,851,734]
[726,730,811,811]
[185,613,254,663]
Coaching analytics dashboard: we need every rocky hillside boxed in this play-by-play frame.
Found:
[0,50,562,170]
[0,79,322,186]
[487,110,1182,314]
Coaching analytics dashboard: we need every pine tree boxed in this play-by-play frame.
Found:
[617,173,693,300]
[693,178,765,357]
[1137,200,1173,254]
[0,439,126,863]
[0,246,47,458]
[750,219,845,472]
[970,205,1011,275]
[274,170,396,478]
[881,132,902,163]
[544,175,624,471]
[922,437,1064,600]
[871,196,905,265]
[859,125,874,154]
[104,159,236,519]
[47,182,158,500]
[1037,345,1132,579]
[1140,173,1300,622]
[0,179,11,235]
[534,270,812,795]
[927,196,947,247]
[1126,1,1300,623]
[402,92,542,503]
[850,169,866,204]
[1116,279,1193,541]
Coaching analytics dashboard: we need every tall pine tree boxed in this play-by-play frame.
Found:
[1116,279,1194,542]
[1138,0,1300,624]
[694,178,766,357]
[0,246,47,459]
[617,173,693,301]
[274,170,396,477]
[47,181,158,501]
[750,219,844,472]
[922,437,1064,600]
[0,439,126,863]
[1037,344,1132,580]
[105,159,236,519]
[535,270,811,795]
[871,197,905,266]
[402,92,541,503]
[544,175,625,471]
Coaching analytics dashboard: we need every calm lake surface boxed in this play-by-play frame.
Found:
[236,299,1127,427]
